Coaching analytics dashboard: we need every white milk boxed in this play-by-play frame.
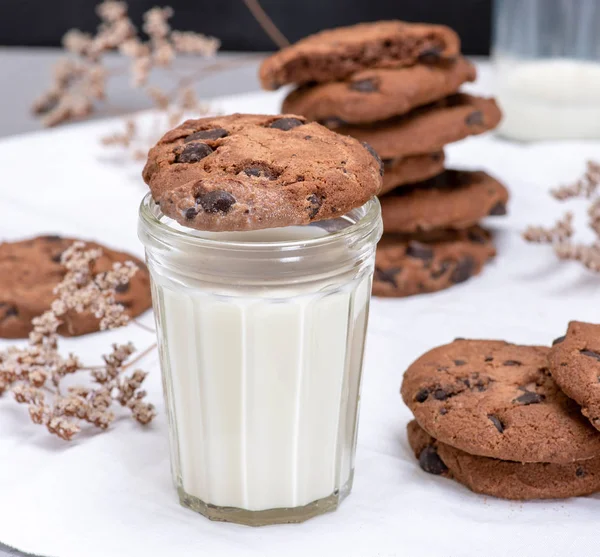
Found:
[496,58,600,140]
[150,225,372,512]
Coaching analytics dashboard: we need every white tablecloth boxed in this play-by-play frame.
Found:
[1,65,599,557]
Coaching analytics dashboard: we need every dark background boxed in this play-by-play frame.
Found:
[0,0,493,53]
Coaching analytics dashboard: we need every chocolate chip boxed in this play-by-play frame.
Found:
[503,360,522,366]
[488,414,504,433]
[196,190,236,214]
[418,446,448,475]
[320,117,346,128]
[184,128,228,142]
[184,207,197,219]
[418,46,442,63]
[580,349,600,361]
[450,256,475,283]
[454,337,465,341]
[243,165,279,180]
[474,380,487,392]
[453,359,467,366]
[433,388,448,401]
[431,261,451,279]
[349,78,378,93]
[115,281,130,294]
[484,356,494,362]
[415,388,429,403]
[307,194,322,219]
[361,141,384,176]
[576,466,586,478]
[465,110,484,126]
[304,135,312,140]
[552,335,566,345]
[467,228,488,244]
[375,266,400,288]
[3,306,18,318]
[514,391,545,405]
[42,235,62,241]
[176,142,213,163]
[489,202,507,216]
[405,241,434,262]
[460,377,470,388]
[269,117,304,131]
[439,408,448,415]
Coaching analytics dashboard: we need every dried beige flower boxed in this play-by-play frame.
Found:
[551,161,600,200]
[523,212,574,243]
[171,31,220,56]
[33,0,285,146]
[525,161,600,274]
[143,7,173,41]
[0,243,156,441]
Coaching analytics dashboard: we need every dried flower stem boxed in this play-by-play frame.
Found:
[242,0,290,49]
[132,320,156,334]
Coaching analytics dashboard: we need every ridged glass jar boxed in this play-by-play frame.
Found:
[138,193,382,526]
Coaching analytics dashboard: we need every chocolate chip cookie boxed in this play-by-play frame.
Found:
[381,170,509,234]
[142,114,383,232]
[373,226,495,297]
[407,420,600,500]
[549,321,600,432]
[260,21,460,90]
[401,339,600,463]
[282,57,476,125]
[331,94,502,159]
[0,236,151,339]
[381,152,445,195]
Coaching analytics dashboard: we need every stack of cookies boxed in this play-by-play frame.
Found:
[260,20,509,297]
[401,321,600,500]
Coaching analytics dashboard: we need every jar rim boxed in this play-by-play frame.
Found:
[138,193,382,252]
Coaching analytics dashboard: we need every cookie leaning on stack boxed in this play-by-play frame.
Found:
[401,322,600,500]
[260,20,509,297]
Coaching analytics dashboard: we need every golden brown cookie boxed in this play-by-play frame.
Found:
[142,113,383,232]
[549,321,600,432]
[0,236,151,339]
[260,21,460,90]
[282,58,476,124]
[401,340,600,463]
[407,420,600,500]
[381,152,445,195]
[373,226,495,297]
[381,170,509,234]
[332,94,502,159]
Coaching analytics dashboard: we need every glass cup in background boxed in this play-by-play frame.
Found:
[493,0,600,140]
[138,194,383,526]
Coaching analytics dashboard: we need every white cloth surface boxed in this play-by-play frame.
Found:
[1,64,600,557]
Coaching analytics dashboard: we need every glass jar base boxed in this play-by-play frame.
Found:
[177,474,354,526]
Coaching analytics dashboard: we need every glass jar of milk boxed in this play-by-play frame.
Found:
[493,0,600,140]
[138,193,382,525]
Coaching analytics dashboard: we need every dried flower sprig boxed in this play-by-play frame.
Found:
[0,242,156,441]
[524,160,600,272]
[32,0,220,129]
[32,0,290,159]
